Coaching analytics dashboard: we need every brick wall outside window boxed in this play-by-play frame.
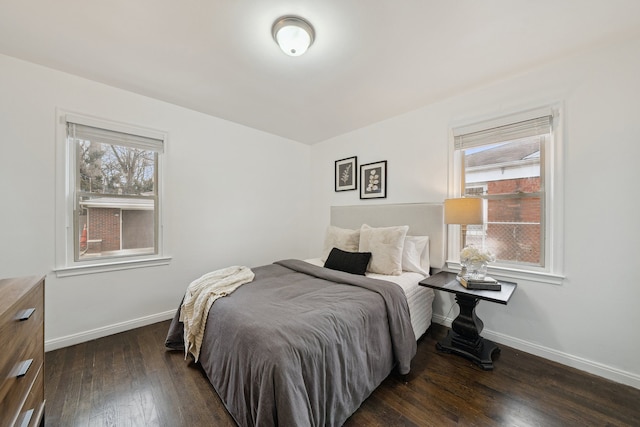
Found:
[487,177,540,264]
[88,208,120,252]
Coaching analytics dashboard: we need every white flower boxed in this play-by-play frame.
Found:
[460,246,495,264]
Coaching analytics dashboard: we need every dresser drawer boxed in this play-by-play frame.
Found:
[0,346,44,426]
[0,281,44,404]
[14,365,45,427]
[0,283,44,383]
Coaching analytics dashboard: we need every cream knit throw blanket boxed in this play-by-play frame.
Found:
[180,265,254,361]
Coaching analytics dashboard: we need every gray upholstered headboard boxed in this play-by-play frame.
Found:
[330,203,446,269]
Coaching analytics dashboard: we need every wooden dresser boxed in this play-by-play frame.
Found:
[0,276,45,427]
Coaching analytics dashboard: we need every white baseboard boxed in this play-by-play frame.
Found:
[431,314,640,390]
[45,309,176,352]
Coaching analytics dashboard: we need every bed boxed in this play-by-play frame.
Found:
[166,203,445,426]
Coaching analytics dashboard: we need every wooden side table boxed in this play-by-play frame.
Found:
[420,271,517,370]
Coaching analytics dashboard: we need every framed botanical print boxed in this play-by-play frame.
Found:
[335,156,357,192]
[360,160,387,199]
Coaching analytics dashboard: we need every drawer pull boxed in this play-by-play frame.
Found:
[16,359,33,378]
[19,408,34,427]
[18,307,36,321]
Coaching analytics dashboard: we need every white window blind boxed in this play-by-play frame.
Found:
[454,115,552,150]
[67,122,164,153]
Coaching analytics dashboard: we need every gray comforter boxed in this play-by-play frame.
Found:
[165,259,417,426]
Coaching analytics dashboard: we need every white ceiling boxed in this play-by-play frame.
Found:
[2,1,640,144]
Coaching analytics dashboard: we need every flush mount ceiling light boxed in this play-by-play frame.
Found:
[272,16,315,57]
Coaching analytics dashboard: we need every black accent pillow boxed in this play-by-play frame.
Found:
[324,247,372,276]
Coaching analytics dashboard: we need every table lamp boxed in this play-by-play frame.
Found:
[444,197,483,276]
[444,198,483,246]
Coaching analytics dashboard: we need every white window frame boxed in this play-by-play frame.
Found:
[55,110,171,277]
[447,105,565,285]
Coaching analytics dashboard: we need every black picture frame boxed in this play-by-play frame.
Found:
[335,156,357,192]
[360,160,387,199]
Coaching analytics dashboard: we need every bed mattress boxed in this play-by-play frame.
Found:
[305,258,434,339]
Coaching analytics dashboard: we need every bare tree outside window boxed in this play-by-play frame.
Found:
[79,141,155,195]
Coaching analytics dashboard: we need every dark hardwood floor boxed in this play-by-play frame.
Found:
[45,320,640,426]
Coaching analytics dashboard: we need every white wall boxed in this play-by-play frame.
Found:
[0,54,311,349]
[311,36,640,388]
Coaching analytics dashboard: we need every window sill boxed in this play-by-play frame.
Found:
[54,256,172,278]
[446,261,564,285]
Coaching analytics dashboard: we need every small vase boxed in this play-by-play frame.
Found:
[466,260,488,280]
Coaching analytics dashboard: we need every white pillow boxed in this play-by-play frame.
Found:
[358,224,408,275]
[402,236,430,276]
[321,226,360,261]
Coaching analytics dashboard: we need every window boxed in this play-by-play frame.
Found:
[450,106,564,283]
[56,112,169,276]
